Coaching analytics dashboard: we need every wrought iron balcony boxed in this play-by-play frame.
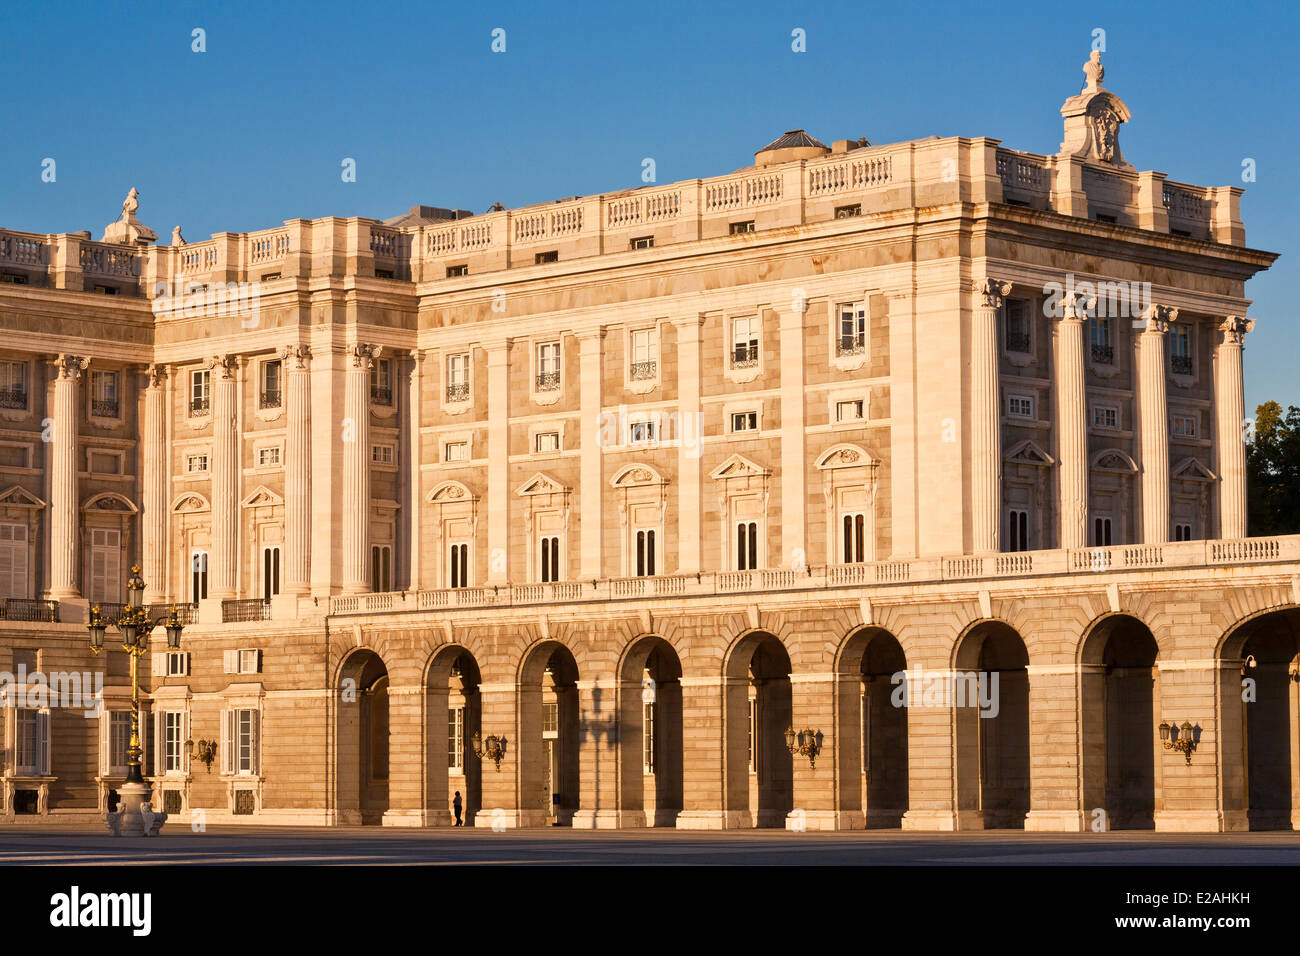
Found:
[732,344,759,368]
[0,387,27,409]
[370,386,393,406]
[189,396,210,416]
[91,398,119,418]
[149,602,197,625]
[535,371,560,392]
[630,361,657,381]
[0,599,57,622]
[837,335,866,356]
[259,389,282,409]
[1005,331,1031,354]
[222,598,271,623]
[1091,343,1114,365]
[445,382,470,402]
[1171,354,1194,375]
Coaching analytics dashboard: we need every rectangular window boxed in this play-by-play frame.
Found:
[448,706,464,771]
[736,521,759,571]
[185,453,209,473]
[256,446,281,467]
[1092,405,1118,429]
[731,316,759,367]
[842,512,867,563]
[370,359,393,405]
[371,444,395,464]
[446,353,470,402]
[1090,318,1114,365]
[535,251,559,264]
[235,708,258,774]
[190,369,211,415]
[1170,326,1193,375]
[1006,395,1034,419]
[109,711,132,774]
[536,341,561,391]
[838,302,867,355]
[262,546,281,598]
[534,431,560,453]
[448,542,469,589]
[191,550,208,601]
[730,411,758,433]
[747,699,757,774]
[630,236,654,250]
[635,529,656,577]
[1092,516,1113,547]
[238,649,262,674]
[0,522,29,600]
[1008,508,1030,552]
[628,419,656,444]
[371,544,392,592]
[16,709,44,773]
[834,203,862,219]
[1173,522,1194,541]
[629,329,656,381]
[1004,300,1031,354]
[91,370,119,418]
[0,361,27,409]
[444,441,469,462]
[163,711,184,773]
[836,399,865,423]
[260,359,282,409]
[729,220,755,235]
[1173,414,1197,438]
[643,700,656,775]
[166,651,190,677]
[446,264,469,278]
[542,702,558,735]
[89,528,122,604]
[539,535,561,583]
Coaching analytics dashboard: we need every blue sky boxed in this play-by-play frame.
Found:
[2,0,1296,410]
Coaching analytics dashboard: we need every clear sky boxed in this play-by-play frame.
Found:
[2,0,1296,411]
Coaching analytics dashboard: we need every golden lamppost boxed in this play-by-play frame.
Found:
[87,565,184,835]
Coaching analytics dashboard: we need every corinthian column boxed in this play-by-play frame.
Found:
[1055,291,1092,550]
[342,344,380,593]
[48,354,89,600]
[971,278,1010,553]
[208,355,241,599]
[141,365,168,603]
[1137,305,1176,544]
[1215,315,1253,539]
[281,345,312,595]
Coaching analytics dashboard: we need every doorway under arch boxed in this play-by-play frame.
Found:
[725,632,793,828]
[838,627,908,827]
[336,649,389,825]
[427,646,482,826]
[519,642,580,826]
[619,636,683,826]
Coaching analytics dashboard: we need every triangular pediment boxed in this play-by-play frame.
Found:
[610,464,667,488]
[709,453,769,481]
[1004,439,1055,467]
[0,485,45,509]
[1172,457,1216,482]
[516,472,567,497]
[241,485,284,509]
[815,444,876,470]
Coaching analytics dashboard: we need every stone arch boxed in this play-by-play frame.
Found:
[517,639,581,826]
[835,626,908,828]
[616,634,683,827]
[335,647,390,825]
[1078,613,1161,830]
[951,618,1029,829]
[723,629,793,828]
[423,643,482,827]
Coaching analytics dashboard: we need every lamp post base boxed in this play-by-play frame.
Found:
[105,782,167,836]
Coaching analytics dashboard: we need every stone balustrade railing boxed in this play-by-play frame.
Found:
[327,534,1300,617]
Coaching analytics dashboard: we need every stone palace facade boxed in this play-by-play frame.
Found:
[0,52,1296,831]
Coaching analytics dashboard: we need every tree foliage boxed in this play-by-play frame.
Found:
[1247,401,1300,535]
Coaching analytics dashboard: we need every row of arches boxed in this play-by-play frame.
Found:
[333,606,1300,830]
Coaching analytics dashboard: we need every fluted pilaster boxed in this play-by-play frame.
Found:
[1215,315,1253,539]
[209,355,240,598]
[1138,305,1176,543]
[48,354,88,599]
[342,344,380,593]
[141,365,168,603]
[486,340,511,583]
[1055,292,1091,550]
[282,345,312,595]
[971,278,1010,553]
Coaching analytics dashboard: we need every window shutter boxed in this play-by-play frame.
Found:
[255,649,263,673]
[251,709,261,776]
[98,711,110,777]
[152,708,164,777]
[36,711,50,775]
[223,649,238,674]
[182,710,191,774]
[151,653,167,678]
[221,709,234,775]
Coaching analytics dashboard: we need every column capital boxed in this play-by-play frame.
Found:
[1060,289,1095,322]
[348,343,382,369]
[279,344,312,369]
[1218,314,1253,345]
[1137,304,1178,335]
[973,277,1012,310]
[205,354,240,378]
[52,354,90,381]
[144,363,169,388]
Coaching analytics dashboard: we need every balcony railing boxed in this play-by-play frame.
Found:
[91,398,119,418]
[0,599,57,623]
[0,388,27,410]
[1091,343,1114,365]
[837,335,866,356]
[732,343,759,368]
[370,386,392,406]
[148,602,198,625]
[222,598,271,623]
[445,382,470,402]
[1171,354,1194,375]
[189,396,210,416]
[630,361,657,381]
[327,535,1300,617]
[259,389,282,409]
[535,371,560,392]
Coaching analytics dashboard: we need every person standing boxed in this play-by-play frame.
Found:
[452,790,463,827]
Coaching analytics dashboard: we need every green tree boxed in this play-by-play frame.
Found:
[1247,401,1300,535]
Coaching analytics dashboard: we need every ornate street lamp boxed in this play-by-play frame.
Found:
[785,726,822,768]
[87,564,185,834]
[1159,719,1198,765]
[473,731,507,769]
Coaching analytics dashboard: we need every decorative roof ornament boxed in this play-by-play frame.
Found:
[1059,49,1133,170]
[100,187,159,246]
[171,225,186,246]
